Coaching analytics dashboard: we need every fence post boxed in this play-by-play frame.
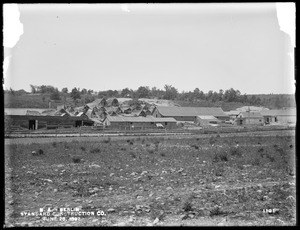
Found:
[79,126,81,137]
[56,127,58,137]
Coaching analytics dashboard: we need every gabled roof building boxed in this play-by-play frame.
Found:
[152,106,229,121]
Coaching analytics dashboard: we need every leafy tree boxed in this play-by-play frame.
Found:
[30,84,37,94]
[38,85,56,94]
[61,87,68,94]
[164,84,178,100]
[206,90,213,101]
[81,88,87,95]
[50,89,61,100]
[121,88,132,97]
[71,87,81,101]
[136,86,150,98]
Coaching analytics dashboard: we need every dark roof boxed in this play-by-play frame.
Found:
[260,108,296,116]
[106,98,119,106]
[106,115,176,123]
[155,106,228,117]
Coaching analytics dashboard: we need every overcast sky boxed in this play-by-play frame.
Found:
[4,3,295,94]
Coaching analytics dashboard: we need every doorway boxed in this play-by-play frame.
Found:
[29,120,35,130]
[75,120,82,127]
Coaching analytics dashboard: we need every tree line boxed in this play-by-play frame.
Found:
[4,84,296,109]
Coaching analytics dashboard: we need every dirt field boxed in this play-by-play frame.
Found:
[4,130,296,226]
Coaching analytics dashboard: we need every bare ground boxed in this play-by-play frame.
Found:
[4,130,296,227]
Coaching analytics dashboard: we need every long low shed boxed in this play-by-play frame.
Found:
[5,115,93,130]
[152,106,229,121]
[104,116,177,129]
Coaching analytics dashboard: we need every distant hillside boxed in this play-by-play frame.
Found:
[4,91,296,111]
[4,93,74,109]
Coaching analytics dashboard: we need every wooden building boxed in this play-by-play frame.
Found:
[103,115,177,129]
[234,111,264,126]
[152,106,229,122]
[5,108,93,130]
[260,108,296,124]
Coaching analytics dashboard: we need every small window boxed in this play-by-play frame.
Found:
[165,122,168,125]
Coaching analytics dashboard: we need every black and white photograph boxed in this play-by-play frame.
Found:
[3,3,296,227]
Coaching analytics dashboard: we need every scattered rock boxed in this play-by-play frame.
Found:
[181,214,188,220]
[107,208,115,213]
[128,216,134,223]
[115,222,126,226]
[57,164,64,168]
[188,214,195,219]
[166,186,173,190]
[153,217,159,225]
[89,164,101,168]
[137,195,143,200]
[135,205,143,211]
[141,171,148,175]
[110,173,114,177]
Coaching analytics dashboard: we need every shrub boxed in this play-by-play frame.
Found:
[90,148,101,153]
[120,147,127,151]
[129,151,136,158]
[145,143,150,147]
[258,147,264,153]
[252,158,260,166]
[64,143,69,149]
[160,152,165,157]
[219,152,228,162]
[104,137,111,143]
[148,149,154,154]
[266,154,275,162]
[182,200,193,212]
[72,156,82,163]
[129,141,134,145]
[231,147,242,157]
[52,142,57,147]
[80,146,86,151]
[209,206,226,216]
[190,144,199,150]
[155,143,159,151]
[38,149,44,155]
[215,167,224,177]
